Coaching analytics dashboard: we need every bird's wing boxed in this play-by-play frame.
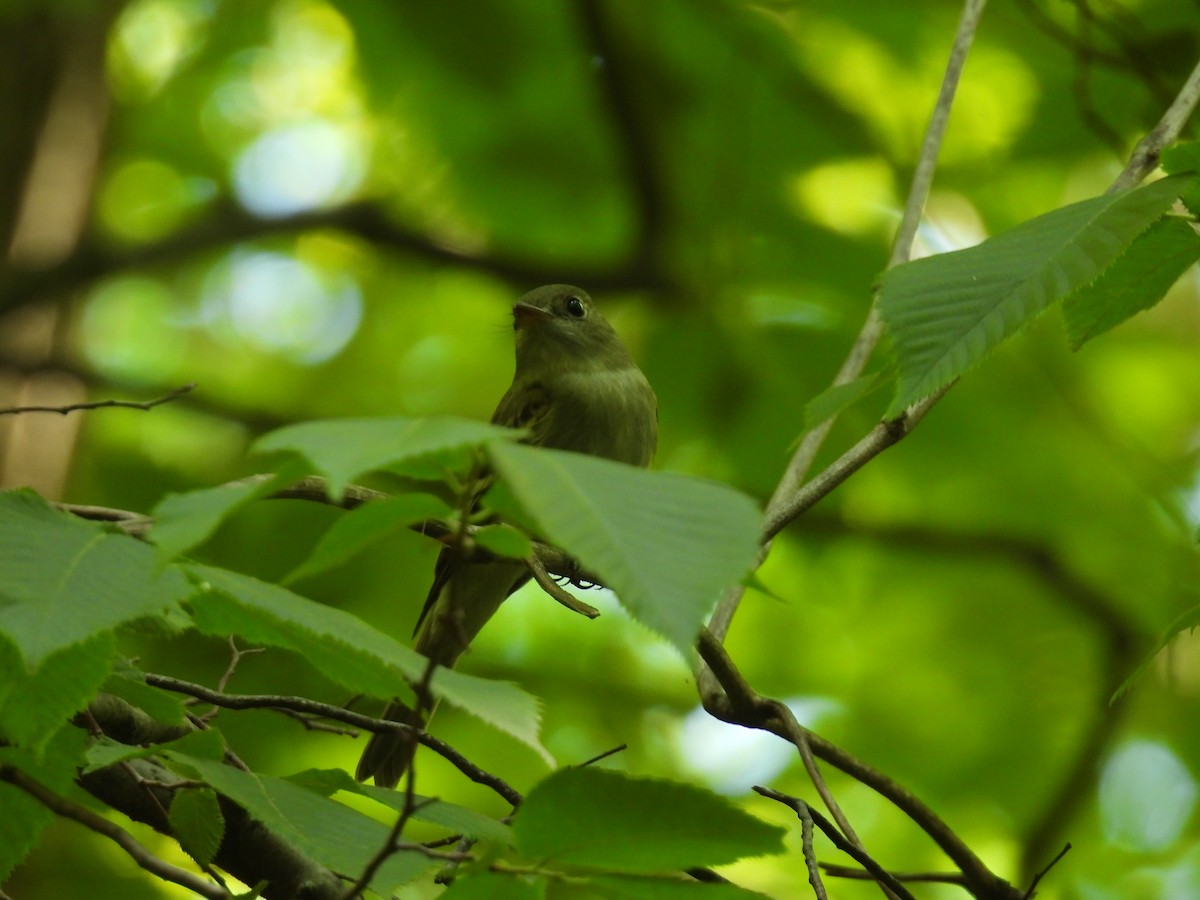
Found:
[411,380,551,637]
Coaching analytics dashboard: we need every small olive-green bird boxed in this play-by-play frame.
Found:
[356,284,658,787]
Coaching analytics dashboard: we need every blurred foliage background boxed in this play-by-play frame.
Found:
[2,0,1199,897]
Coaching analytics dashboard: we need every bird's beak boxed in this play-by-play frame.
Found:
[512,302,552,329]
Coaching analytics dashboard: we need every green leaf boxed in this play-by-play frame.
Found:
[287,768,514,845]
[252,417,517,498]
[164,751,436,894]
[0,490,192,668]
[185,564,552,764]
[169,787,225,868]
[488,444,760,655]
[1062,216,1200,348]
[83,727,225,774]
[554,876,772,899]
[474,523,534,560]
[513,768,785,872]
[441,873,546,900]
[1161,141,1200,175]
[879,175,1191,414]
[283,493,453,584]
[102,665,188,726]
[1113,602,1200,702]
[800,368,893,433]
[150,470,296,561]
[0,633,115,749]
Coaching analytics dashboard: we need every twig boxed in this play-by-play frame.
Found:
[1109,55,1200,193]
[795,798,829,900]
[0,382,196,416]
[820,863,967,886]
[0,765,230,899]
[754,787,916,900]
[526,553,601,618]
[1022,843,1072,899]
[574,743,627,768]
[141,673,522,806]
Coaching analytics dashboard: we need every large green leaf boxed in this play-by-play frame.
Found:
[513,768,785,872]
[288,767,514,845]
[150,469,297,561]
[879,175,1191,414]
[0,634,115,749]
[487,444,760,655]
[185,564,552,764]
[1062,216,1200,349]
[252,416,517,497]
[0,490,191,668]
[283,492,453,584]
[165,751,436,894]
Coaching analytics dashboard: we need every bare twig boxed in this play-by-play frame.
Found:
[795,797,829,900]
[821,863,967,886]
[0,382,195,416]
[141,673,522,807]
[526,553,600,618]
[1109,56,1200,193]
[754,787,916,900]
[574,743,627,768]
[0,765,230,899]
[1022,843,1072,899]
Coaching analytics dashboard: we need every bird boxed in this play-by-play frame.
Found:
[356,284,658,787]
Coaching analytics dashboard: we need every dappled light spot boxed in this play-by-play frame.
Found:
[1099,739,1196,852]
[233,118,365,217]
[201,250,362,363]
[676,698,842,796]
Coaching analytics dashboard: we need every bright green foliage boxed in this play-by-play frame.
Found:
[513,768,786,871]
[168,787,225,868]
[164,751,438,894]
[253,417,516,498]
[283,492,454,584]
[489,444,761,655]
[0,490,191,668]
[151,471,295,560]
[1062,216,1200,349]
[879,175,1194,413]
[185,563,553,763]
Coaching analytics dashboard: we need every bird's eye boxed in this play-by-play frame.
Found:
[564,296,586,318]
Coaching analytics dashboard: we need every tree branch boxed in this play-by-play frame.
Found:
[0,382,195,416]
[0,764,230,899]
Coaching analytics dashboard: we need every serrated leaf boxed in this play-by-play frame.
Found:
[164,752,436,894]
[252,417,517,498]
[288,768,514,845]
[474,523,534,560]
[514,768,785,872]
[562,876,772,899]
[800,368,893,434]
[184,564,552,764]
[1063,216,1200,348]
[169,787,225,867]
[488,445,760,655]
[151,469,297,561]
[0,633,115,749]
[441,872,545,900]
[83,728,225,774]
[1161,141,1200,175]
[101,666,188,726]
[1113,602,1200,702]
[879,175,1191,414]
[283,493,453,584]
[0,490,192,668]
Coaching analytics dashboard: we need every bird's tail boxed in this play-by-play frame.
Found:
[355,698,439,788]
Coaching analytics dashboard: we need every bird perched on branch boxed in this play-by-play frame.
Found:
[356,284,658,787]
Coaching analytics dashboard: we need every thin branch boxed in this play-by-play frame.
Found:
[573,743,627,768]
[821,864,967,886]
[0,765,230,899]
[1109,55,1200,193]
[1022,843,1072,899]
[794,797,829,900]
[0,382,195,416]
[526,553,601,618]
[754,787,916,900]
[141,673,523,807]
